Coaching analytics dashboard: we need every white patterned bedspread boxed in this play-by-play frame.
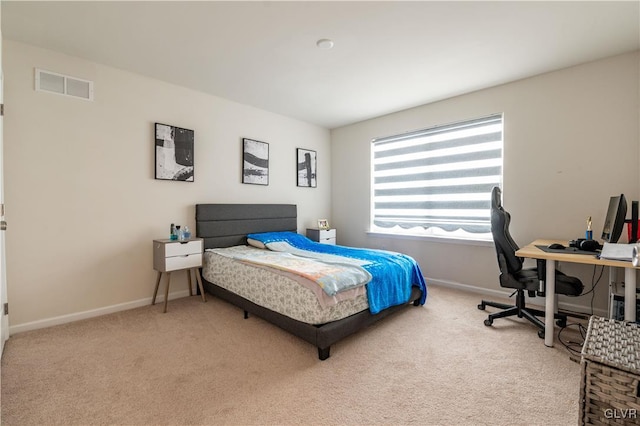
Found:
[210,245,371,296]
[202,247,369,324]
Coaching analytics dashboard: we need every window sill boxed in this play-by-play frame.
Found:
[366,231,494,247]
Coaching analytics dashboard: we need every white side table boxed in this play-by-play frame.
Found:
[306,228,336,245]
[152,237,206,312]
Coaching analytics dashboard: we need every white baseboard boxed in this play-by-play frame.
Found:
[9,289,191,335]
[9,277,607,336]
[427,277,607,318]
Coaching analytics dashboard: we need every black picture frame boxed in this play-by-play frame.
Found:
[242,138,269,185]
[297,148,317,188]
[154,123,194,182]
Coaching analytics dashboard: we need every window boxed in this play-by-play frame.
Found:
[371,114,503,240]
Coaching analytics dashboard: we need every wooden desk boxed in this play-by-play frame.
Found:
[516,239,638,347]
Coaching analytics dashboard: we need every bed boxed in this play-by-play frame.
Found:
[195,203,427,360]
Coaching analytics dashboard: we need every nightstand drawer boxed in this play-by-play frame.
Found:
[307,228,337,244]
[318,229,336,239]
[153,238,204,272]
[164,240,202,257]
[165,253,203,271]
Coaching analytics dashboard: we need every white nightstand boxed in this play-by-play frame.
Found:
[152,238,206,313]
[306,228,336,245]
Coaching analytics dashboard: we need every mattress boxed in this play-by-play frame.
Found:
[202,247,369,325]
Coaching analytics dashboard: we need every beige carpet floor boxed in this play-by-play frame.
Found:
[1,285,587,425]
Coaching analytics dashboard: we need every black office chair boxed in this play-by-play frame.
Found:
[478,186,584,338]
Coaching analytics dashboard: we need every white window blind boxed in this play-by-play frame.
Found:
[371,114,503,239]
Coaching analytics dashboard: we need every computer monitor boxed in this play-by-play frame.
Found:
[602,194,627,243]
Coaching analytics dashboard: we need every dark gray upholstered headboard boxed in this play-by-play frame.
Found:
[195,204,297,249]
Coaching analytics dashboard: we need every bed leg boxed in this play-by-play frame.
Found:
[318,347,330,361]
[244,310,249,319]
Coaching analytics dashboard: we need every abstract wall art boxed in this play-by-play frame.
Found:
[155,123,194,182]
[297,148,317,188]
[242,138,269,185]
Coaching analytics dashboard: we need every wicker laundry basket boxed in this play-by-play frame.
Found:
[580,316,640,425]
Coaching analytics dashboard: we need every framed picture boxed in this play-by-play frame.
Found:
[318,219,330,230]
[155,123,194,182]
[297,148,317,187]
[242,138,269,185]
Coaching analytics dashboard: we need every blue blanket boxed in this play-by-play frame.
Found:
[247,232,427,314]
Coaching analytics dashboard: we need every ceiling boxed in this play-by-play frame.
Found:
[2,1,639,129]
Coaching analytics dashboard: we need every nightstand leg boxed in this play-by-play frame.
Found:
[163,272,172,313]
[194,268,206,302]
[152,271,162,305]
[187,269,193,296]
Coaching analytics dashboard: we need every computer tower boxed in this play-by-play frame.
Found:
[611,294,640,323]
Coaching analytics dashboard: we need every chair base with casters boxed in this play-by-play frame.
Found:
[478,289,568,339]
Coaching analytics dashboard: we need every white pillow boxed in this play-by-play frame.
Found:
[246,238,266,249]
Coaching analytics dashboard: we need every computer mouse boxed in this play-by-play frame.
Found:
[548,243,566,250]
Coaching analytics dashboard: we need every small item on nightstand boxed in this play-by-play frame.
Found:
[170,223,177,240]
[183,226,191,239]
[176,225,184,241]
[586,216,593,240]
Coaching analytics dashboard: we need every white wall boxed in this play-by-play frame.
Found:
[3,41,331,330]
[331,51,640,313]
[4,41,638,331]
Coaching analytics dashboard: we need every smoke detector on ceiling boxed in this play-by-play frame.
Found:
[316,39,334,50]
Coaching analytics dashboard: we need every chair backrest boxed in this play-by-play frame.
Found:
[491,186,523,274]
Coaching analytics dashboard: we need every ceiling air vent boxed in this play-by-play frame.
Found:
[35,68,94,101]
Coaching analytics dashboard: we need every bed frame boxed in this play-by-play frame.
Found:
[195,203,423,360]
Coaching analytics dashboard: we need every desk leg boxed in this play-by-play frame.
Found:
[545,259,556,347]
[624,268,637,322]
